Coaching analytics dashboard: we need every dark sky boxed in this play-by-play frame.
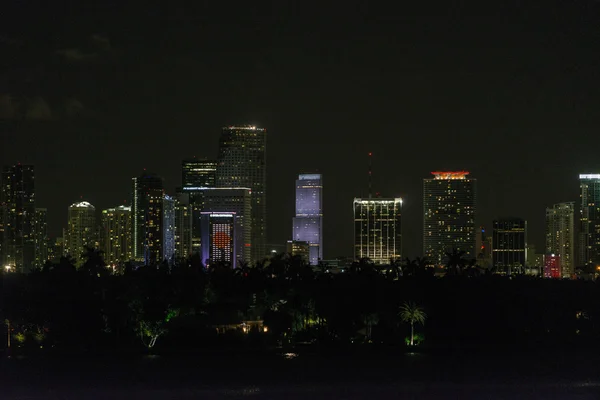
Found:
[1,1,600,258]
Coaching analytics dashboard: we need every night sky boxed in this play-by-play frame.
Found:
[1,1,600,259]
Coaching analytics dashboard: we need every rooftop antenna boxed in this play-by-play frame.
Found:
[368,152,373,199]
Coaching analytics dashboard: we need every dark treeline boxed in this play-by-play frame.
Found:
[0,248,598,354]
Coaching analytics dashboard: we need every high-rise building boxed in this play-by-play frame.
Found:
[492,218,527,275]
[163,195,176,263]
[526,245,544,276]
[423,171,477,266]
[1,164,36,272]
[544,254,561,279]
[286,240,310,264]
[579,174,600,269]
[216,125,267,262]
[132,172,164,265]
[182,158,217,189]
[353,198,402,264]
[65,201,96,266]
[101,206,132,266]
[476,226,492,269]
[292,174,323,265]
[200,212,236,265]
[546,202,575,278]
[33,208,48,269]
[173,193,193,260]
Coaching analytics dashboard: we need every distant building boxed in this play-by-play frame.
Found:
[173,193,193,260]
[65,201,96,266]
[1,164,36,272]
[423,171,477,266]
[292,174,323,265]
[546,202,575,278]
[526,245,544,276]
[101,206,132,266]
[132,172,164,265]
[216,125,267,262]
[353,197,402,264]
[476,226,492,269]
[182,158,217,189]
[544,254,561,279]
[33,208,48,269]
[201,212,236,265]
[579,174,600,269]
[48,236,63,263]
[492,218,527,275]
[286,240,310,263]
[163,195,176,263]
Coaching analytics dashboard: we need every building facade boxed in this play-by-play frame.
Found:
[579,174,600,269]
[423,171,477,266]
[132,172,164,265]
[1,164,36,272]
[33,208,48,269]
[286,240,310,263]
[292,174,323,265]
[544,254,561,279]
[200,212,236,265]
[101,206,132,266]
[216,125,267,262]
[353,198,402,264]
[173,194,193,260]
[492,218,527,275]
[163,195,176,263]
[546,202,575,278]
[65,201,96,266]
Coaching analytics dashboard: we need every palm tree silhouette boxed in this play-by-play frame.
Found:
[399,301,427,346]
[445,249,466,275]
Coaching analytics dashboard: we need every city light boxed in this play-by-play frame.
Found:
[431,171,470,180]
[579,174,600,179]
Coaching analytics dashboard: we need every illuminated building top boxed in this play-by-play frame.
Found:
[354,198,403,204]
[224,125,264,131]
[70,201,95,209]
[431,171,470,180]
[580,174,600,180]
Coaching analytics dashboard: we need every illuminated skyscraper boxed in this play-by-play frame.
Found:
[546,202,575,278]
[292,174,323,265]
[173,193,193,260]
[423,171,477,266]
[200,212,236,265]
[216,125,267,262]
[163,195,176,262]
[492,218,527,275]
[182,158,217,189]
[132,172,164,265]
[101,206,132,266]
[33,208,48,269]
[353,198,402,264]
[65,201,96,266]
[1,164,36,272]
[579,174,600,268]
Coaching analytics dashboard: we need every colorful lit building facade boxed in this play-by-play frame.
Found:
[579,174,600,269]
[544,254,561,279]
[492,218,527,275]
[545,202,575,278]
[292,173,323,265]
[200,212,236,265]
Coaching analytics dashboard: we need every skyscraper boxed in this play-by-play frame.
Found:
[182,158,217,189]
[546,202,575,278]
[216,125,267,262]
[132,172,164,265]
[1,164,36,272]
[423,171,477,266]
[353,198,402,264]
[101,205,132,266]
[33,208,48,269]
[173,194,193,260]
[163,195,176,263]
[200,212,236,265]
[292,174,323,265]
[579,174,600,268]
[492,218,527,275]
[65,201,96,266]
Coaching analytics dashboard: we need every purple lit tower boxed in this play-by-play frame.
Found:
[292,174,323,265]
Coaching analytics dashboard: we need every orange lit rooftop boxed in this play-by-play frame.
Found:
[431,171,470,180]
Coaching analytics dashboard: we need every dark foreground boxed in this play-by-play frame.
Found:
[1,348,600,399]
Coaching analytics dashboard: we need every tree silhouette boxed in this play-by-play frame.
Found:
[399,301,427,346]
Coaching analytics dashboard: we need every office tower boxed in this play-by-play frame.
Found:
[526,245,544,276]
[216,125,267,262]
[1,164,36,272]
[33,208,48,269]
[579,174,600,268]
[200,212,236,265]
[182,158,217,189]
[423,171,477,266]
[163,195,176,263]
[200,188,252,265]
[476,226,492,269]
[353,197,402,264]
[101,206,132,266]
[544,254,561,279]
[292,174,323,265]
[132,172,164,265]
[172,193,193,260]
[546,202,575,278]
[492,218,527,275]
[286,240,310,264]
[65,201,96,266]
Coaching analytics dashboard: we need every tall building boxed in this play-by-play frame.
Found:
[65,201,96,266]
[579,174,600,268]
[216,125,267,262]
[544,254,561,279]
[132,172,164,265]
[200,212,236,265]
[292,174,323,265]
[423,171,477,266]
[101,206,132,266]
[163,195,176,263]
[1,164,36,272]
[353,198,402,264]
[33,208,48,269]
[476,226,492,269]
[546,202,575,278]
[182,158,217,189]
[492,218,527,275]
[286,240,310,263]
[173,193,193,260]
